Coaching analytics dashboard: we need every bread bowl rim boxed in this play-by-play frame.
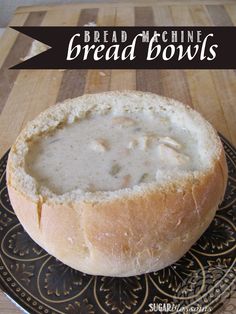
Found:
[6,90,224,206]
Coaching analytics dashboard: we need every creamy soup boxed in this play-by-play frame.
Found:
[25,112,199,194]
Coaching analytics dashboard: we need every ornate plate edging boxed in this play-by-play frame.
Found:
[0,134,235,314]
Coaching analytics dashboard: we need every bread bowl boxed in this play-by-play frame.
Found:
[6,91,228,277]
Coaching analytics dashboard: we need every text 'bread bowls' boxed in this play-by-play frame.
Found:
[7,91,227,277]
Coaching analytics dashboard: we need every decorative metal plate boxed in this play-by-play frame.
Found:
[0,135,235,314]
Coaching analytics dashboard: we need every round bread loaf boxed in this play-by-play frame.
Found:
[6,91,228,277]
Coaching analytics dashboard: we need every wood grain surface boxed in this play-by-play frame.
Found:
[0,1,235,313]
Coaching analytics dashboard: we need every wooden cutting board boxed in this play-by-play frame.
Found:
[0,1,236,313]
[1,0,236,160]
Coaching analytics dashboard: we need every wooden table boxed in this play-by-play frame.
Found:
[0,0,235,312]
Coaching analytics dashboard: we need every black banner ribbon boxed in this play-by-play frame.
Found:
[10,26,236,69]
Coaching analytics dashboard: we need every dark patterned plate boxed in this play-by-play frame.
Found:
[0,135,235,314]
